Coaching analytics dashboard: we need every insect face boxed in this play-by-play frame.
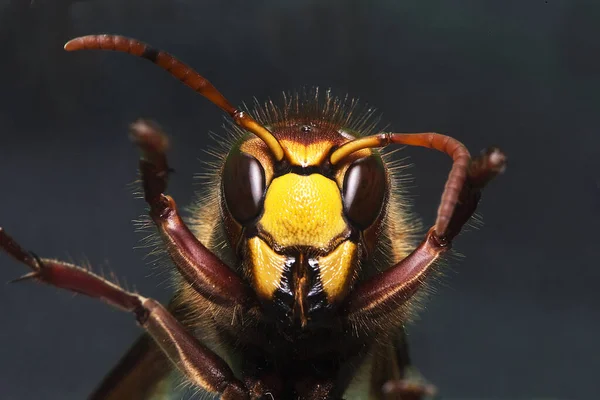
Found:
[1,34,506,399]
[221,122,389,327]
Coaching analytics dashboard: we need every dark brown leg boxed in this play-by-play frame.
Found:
[0,228,249,400]
[345,147,505,320]
[130,120,253,309]
[345,227,445,319]
[441,146,506,242]
[380,330,437,400]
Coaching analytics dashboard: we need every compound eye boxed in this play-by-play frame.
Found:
[222,151,266,224]
[342,156,387,230]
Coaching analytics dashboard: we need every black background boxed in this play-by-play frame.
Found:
[1,0,598,399]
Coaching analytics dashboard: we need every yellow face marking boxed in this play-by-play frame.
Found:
[279,139,332,167]
[317,241,357,302]
[259,174,348,249]
[247,236,288,299]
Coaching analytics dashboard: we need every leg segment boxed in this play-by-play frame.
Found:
[345,227,445,319]
[345,147,505,320]
[130,120,253,309]
[442,146,505,242]
[382,379,437,400]
[381,330,437,400]
[0,228,249,399]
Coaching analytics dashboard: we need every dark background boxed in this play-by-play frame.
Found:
[0,0,598,399]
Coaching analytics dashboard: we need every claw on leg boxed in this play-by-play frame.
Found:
[7,251,45,283]
[1,228,144,311]
[8,271,40,284]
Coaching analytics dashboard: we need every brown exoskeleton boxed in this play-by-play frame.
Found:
[0,34,506,399]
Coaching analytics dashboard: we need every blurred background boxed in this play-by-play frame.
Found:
[0,0,598,398]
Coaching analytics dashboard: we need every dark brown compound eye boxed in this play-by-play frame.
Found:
[342,156,387,230]
[222,151,266,225]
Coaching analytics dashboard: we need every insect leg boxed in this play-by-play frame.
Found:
[380,331,437,400]
[0,229,249,400]
[382,379,437,400]
[441,146,506,242]
[345,227,446,320]
[130,120,253,309]
[344,148,505,321]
